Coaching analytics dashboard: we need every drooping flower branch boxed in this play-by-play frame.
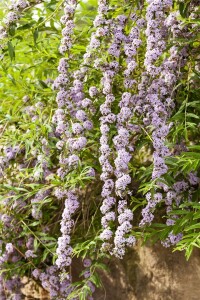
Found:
[139,0,188,227]
[54,0,111,287]
[56,191,79,269]
[99,14,128,252]
[112,14,146,258]
[53,0,80,276]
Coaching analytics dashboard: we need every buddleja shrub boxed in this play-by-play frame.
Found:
[0,0,199,299]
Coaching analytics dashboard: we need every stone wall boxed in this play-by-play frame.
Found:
[94,243,200,300]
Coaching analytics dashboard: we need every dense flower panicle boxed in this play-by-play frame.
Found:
[53,0,100,183]
[139,2,192,227]
[111,14,146,257]
[188,172,199,186]
[161,232,183,248]
[10,0,29,11]
[113,197,136,258]
[4,12,19,26]
[162,172,199,247]
[53,0,88,180]
[99,14,130,252]
[55,191,79,270]
[31,189,50,220]
[0,240,24,299]
[53,0,109,286]
[140,192,163,226]
[113,202,136,258]
[99,150,116,250]
[58,1,77,54]
[25,249,37,258]
[0,0,30,49]
[32,266,72,299]
[123,16,145,88]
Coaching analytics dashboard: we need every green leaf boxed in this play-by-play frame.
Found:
[33,29,39,44]
[7,41,15,61]
[185,223,200,231]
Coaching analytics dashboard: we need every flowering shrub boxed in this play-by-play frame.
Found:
[0,0,199,299]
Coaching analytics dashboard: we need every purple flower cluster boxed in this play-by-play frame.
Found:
[82,0,109,70]
[123,15,145,88]
[145,0,173,76]
[113,199,136,258]
[55,191,79,269]
[4,145,20,160]
[114,95,133,197]
[32,266,72,299]
[110,16,146,256]
[53,46,79,177]
[108,14,127,57]
[0,0,29,49]
[31,189,50,220]
[54,188,68,200]
[25,249,37,258]
[139,1,192,226]
[0,145,21,177]
[59,0,77,55]
[52,2,102,289]
[98,45,119,251]
[64,0,110,152]
[140,192,163,226]
[161,232,183,248]
[4,12,19,26]
[144,0,173,178]
[100,196,116,250]
[98,12,146,255]
[9,0,29,11]
[4,276,23,300]
[82,259,95,299]
[161,173,199,247]
[0,241,23,299]
[53,0,97,182]
[57,0,111,170]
